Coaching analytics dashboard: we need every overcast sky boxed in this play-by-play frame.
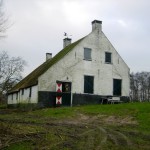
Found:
[1,0,150,76]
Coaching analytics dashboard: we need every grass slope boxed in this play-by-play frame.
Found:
[0,102,150,150]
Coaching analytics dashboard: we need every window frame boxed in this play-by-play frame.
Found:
[22,89,24,95]
[16,92,18,100]
[84,48,92,61]
[84,75,94,94]
[113,79,122,96]
[105,52,112,64]
[29,87,32,97]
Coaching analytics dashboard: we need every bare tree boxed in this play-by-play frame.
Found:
[0,0,9,37]
[130,72,150,102]
[0,51,26,96]
[130,73,139,101]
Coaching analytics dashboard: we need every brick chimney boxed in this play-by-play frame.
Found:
[46,53,52,61]
[92,20,102,31]
[63,38,72,48]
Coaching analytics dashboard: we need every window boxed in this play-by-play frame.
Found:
[84,75,94,94]
[113,79,122,96]
[84,48,92,60]
[62,82,71,93]
[16,93,18,100]
[22,89,24,95]
[29,87,32,97]
[105,52,112,63]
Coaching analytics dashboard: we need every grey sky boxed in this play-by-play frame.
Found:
[1,0,150,76]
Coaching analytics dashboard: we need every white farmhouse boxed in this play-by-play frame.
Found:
[7,20,130,107]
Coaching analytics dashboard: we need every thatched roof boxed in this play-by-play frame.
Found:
[9,38,84,93]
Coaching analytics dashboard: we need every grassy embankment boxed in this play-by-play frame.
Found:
[0,102,150,150]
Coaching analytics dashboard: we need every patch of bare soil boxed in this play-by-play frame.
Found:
[60,113,138,126]
[47,114,137,149]
[102,115,138,126]
[0,113,149,150]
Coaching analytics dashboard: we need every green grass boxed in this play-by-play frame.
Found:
[1,102,150,131]
[0,104,7,109]
[79,103,140,116]
[79,102,150,132]
[26,102,150,132]
[4,142,32,150]
[30,107,75,118]
[0,102,150,150]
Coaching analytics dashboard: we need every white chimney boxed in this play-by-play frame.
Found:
[46,53,52,61]
[92,20,102,31]
[63,38,72,48]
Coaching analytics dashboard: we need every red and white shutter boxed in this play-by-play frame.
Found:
[56,82,62,105]
[56,83,62,93]
[56,96,62,105]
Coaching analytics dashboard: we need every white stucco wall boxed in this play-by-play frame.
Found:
[7,85,38,104]
[38,28,130,97]
[7,93,18,104]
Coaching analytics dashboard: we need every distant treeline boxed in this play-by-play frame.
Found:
[130,72,150,101]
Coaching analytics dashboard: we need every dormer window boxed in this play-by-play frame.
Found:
[84,48,92,61]
[105,52,112,63]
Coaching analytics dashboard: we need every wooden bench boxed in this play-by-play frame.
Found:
[101,96,122,104]
[107,97,122,104]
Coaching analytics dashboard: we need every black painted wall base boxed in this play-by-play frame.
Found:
[38,91,71,108]
[38,92,115,107]
[72,93,107,105]
[7,92,130,109]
